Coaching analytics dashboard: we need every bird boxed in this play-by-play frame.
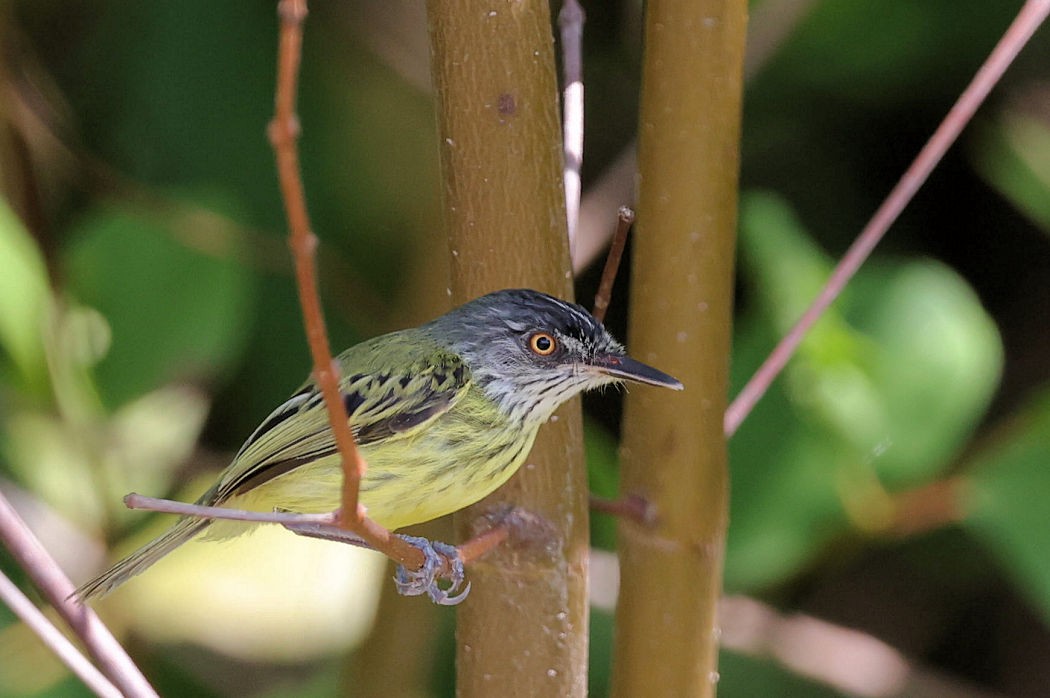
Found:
[75,289,683,604]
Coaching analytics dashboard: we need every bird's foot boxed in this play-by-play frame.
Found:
[393,535,470,606]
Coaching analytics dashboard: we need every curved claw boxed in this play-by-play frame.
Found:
[393,535,471,605]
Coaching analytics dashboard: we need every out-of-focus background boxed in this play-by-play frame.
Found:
[1,1,1049,696]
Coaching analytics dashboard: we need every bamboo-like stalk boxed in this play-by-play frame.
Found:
[426,1,587,695]
[611,2,747,697]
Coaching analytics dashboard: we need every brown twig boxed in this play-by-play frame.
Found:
[589,492,656,526]
[0,492,157,697]
[886,478,965,537]
[591,206,634,323]
[456,522,511,564]
[724,0,1050,438]
[266,0,424,571]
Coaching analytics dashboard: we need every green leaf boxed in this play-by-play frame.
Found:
[62,206,255,407]
[0,199,50,393]
[972,111,1050,235]
[963,390,1050,623]
[727,192,1002,591]
[845,263,1003,485]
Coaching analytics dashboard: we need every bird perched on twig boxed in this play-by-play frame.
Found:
[76,289,682,604]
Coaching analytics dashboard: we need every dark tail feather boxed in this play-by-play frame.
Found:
[74,516,211,602]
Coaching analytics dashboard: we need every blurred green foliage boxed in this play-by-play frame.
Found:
[63,206,255,408]
[726,192,1003,591]
[965,390,1050,620]
[0,200,50,395]
[0,0,1048,696]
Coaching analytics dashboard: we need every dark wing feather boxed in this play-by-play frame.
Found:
[209,350,470,502]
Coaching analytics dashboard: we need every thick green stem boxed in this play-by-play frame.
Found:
[611,2,747,696]
[426,1,588,695]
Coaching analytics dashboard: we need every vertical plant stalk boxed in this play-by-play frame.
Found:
[426,1,588,695]
[612,1,747,697]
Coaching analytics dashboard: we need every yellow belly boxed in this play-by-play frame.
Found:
[220,424,536,534]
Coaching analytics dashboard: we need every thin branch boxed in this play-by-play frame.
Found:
[124,493,338,525]
[0,570,121,698]
[0,492,157,697]
[125,493,502,569]
[266,0,425,570]
[589,492,656,526]
[267,0,569,589]
[559,0,585,250]
[268,0,364,516]
[885,477,964,537]
[724,0,1050,437]
[591,206,633,323]
[573,144,636,273]
[455,522,510,564]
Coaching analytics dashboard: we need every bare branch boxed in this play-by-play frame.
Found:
[591,206,633,323]
[125,492,506,573]
[589,491,655,526]
[124,493,337,525]
[267,0,426,570]
[0,492,157,697]
[0,570,121,698]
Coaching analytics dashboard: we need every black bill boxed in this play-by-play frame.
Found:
[591,353,684,390]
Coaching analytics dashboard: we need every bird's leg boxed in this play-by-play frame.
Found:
[281,510,468,605]
[393,535,470,606]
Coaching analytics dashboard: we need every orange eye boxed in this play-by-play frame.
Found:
[529,332,557,356]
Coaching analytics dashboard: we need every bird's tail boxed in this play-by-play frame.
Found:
[74,515,211,602]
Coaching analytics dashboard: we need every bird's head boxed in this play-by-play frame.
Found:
[427,289,683,425]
